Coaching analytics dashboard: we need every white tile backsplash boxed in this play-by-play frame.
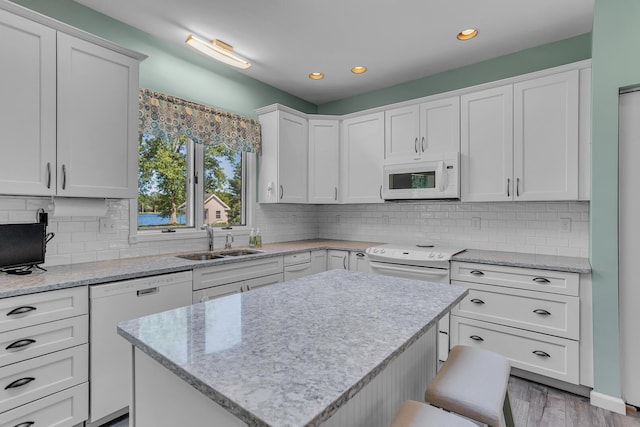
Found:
[0,196,590,267]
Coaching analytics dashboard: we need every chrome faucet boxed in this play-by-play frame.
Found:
[225,232,234,250]
[200,224,214,251]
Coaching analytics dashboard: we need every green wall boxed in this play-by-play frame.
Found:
[590,0,640,398]
[317,33,592,115]
[11,0,316,118]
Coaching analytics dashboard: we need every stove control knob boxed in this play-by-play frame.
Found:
[380,249,386,254]
[428,253,434,258]
[437,253,444,258]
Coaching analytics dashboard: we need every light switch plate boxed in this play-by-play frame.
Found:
[99,218,117,234]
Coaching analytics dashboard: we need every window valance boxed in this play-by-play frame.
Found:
[138,88,261,153]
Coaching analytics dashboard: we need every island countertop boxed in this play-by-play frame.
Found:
[117,269,468,427]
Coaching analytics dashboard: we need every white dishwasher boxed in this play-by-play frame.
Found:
[283,252,313,281]
[89,271,192,425]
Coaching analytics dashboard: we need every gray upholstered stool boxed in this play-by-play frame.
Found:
[391,400,478,427]
[425,345,515,427]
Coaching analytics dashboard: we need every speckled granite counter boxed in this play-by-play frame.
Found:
[0,239,381,299]
[453,249,591,274]
[118,270,468,427]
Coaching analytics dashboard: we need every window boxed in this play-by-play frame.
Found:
[138,135,247,231]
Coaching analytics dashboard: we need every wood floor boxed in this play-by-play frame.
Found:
[101,376,640,427]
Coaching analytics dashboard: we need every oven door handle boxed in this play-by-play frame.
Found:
[369,261,448,279]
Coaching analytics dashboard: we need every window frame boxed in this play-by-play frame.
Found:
[129,142,256,245]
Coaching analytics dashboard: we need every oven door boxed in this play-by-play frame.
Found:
[369,261,450,283]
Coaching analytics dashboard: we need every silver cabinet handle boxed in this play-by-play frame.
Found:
[533,277,550,284]
[533,309,551,316]
[421,136,425,152]
[137,287,158,297]
[516,177,520,197]
[507,178,511,197]
[5,377,35,390]
[414,137,418,153]
[469,270,484,276]
[46,162,51,189]
[6,339,36,350]
[7,306,37,317]
[533,350,551,358]
[279,185,283,199]
[470,298,485,305]
[469,335,484,342]
[61,164,67,190]
[334,187,337,201]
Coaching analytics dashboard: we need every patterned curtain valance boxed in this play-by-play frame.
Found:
[138,88,261,154]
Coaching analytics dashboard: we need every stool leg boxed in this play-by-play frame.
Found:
[503,391,515,427]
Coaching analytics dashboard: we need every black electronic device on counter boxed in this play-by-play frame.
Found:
[0,223,46,274]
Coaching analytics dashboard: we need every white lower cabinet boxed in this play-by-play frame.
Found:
[450,261,588,387]
[327,250,349,270]
[349,252,371,273]
[310,250,327,275]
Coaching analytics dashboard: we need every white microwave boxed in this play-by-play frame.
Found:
[382,153,460,200]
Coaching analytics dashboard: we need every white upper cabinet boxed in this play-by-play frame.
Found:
[385,96,460,162]
[341,112,384,204]
[258,108,308,203]
[0,7,142,198]
[0,10,56,196]
[461,69,580,202]
[57,33,140,198]
[513,70,579,201]
[308,119,340,204]
[461,85,514,202]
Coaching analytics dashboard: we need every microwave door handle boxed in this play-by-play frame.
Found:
[437,161,446,191]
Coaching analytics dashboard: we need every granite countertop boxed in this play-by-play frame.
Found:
[453,249,591,274]
[0,239,381,299]
[117,269,468,427]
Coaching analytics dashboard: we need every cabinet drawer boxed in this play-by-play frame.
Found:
[0,315,88,368]
[451,262,579,296]
[450,316,579,384]
[193,257,284,291]
[0,382,88,427]
[284,251,311,266]
[0,344,88,413]
[451,282,579,339]
[0,287,88,332]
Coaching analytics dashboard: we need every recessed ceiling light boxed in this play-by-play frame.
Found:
[309,72,324,80]
[351,66,367,74]
[457,28,478,41]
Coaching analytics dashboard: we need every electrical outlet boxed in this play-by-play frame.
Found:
[471,217,481,230]
[383,215,389,225]
[99,218,117,234]
[560,218,571,232]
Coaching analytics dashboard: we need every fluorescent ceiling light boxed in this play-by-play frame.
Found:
[185,35,251,69]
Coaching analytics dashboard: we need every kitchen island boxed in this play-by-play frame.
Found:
[117,270,467,427]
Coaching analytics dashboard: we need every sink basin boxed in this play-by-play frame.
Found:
[218,249,264,257]
[177,253,226,261]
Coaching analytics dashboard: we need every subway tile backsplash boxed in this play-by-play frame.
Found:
[0,196,589,267]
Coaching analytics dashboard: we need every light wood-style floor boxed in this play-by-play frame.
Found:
[101,376,640,427]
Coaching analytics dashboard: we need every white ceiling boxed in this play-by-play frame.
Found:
[72,0,594,105]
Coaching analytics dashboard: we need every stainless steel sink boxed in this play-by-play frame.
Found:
[176,253,226,261]
[218,249,264,257]
[176,249,263,261]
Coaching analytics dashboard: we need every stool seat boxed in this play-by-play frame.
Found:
[425,345,513,427]
[391,400,478,427]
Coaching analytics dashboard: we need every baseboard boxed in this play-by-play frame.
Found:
[590,391,627,415]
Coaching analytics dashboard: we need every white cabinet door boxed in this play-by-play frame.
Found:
[258,109,308,203]
[349,252,371,273]
[308,119,340,203]
[327,250,349,270]
[57,33,139,198]
[0,10,56,196]
[384,104,420,161]
[310,250,327,274]
[513,70,579,201]
[341,112,384,203]
[461,85,513,202]
[419,96,460,155]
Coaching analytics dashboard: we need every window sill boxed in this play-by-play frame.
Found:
[130,227,250,245]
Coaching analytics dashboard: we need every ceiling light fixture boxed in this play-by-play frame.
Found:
[309,72,324,80]
[351,66,367,74]
[457,28,478,41]
[185,34,251,69]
